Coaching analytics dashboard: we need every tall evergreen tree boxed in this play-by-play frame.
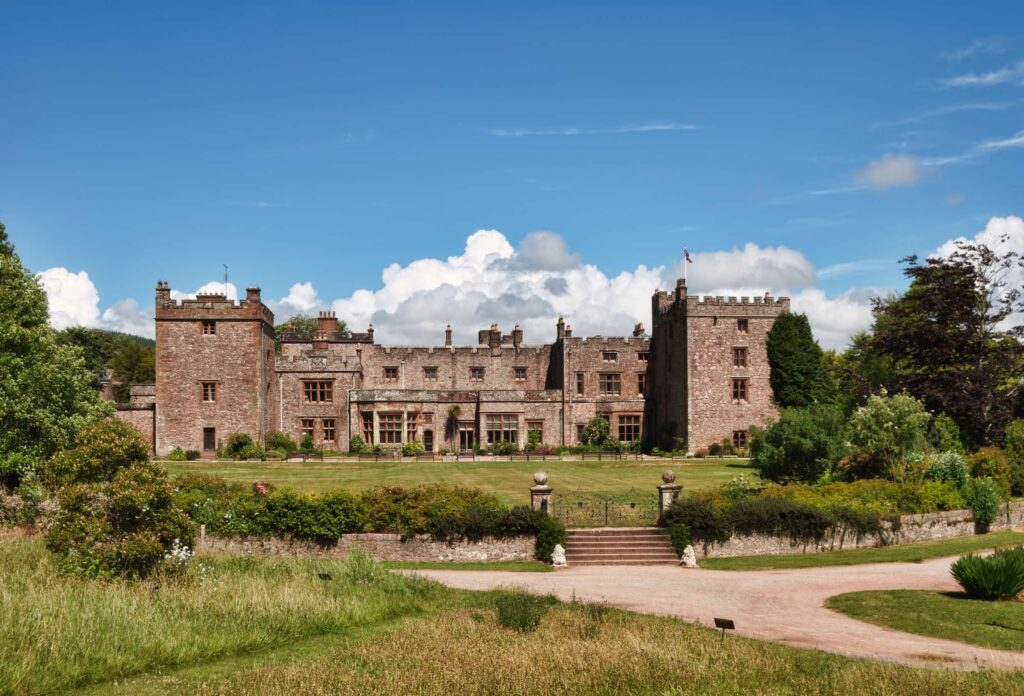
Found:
[765,312,835,407]
[0,223,110,486]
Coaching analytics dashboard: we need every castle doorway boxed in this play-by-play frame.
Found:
[423,429,433,452]
[203,427,216,451]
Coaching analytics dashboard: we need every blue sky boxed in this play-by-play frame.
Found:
[2,1,1023,347]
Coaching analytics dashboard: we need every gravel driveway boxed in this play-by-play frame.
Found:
[410,557,1024,670]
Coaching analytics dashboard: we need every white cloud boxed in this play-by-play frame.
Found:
[942,38,1007,62]
[940,59,1024,88]
[978,130,1024,152]
[856,154,924,189]
[100,299,152,337]
[170,281,237,301]
[791,287,880,350]
[36,268,100,329]
[485,122,696,137]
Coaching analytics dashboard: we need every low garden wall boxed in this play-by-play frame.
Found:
[695,501,1024,559]
[198,532,536,563]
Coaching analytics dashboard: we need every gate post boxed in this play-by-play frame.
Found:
[530,472,553,515]
[657,470,682,516]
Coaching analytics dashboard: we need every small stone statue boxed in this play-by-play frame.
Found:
[551,543,567,566]
[680,544,698,568]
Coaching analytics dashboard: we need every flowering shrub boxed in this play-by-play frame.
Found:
[43,419,151,488]
[844,392,931,479]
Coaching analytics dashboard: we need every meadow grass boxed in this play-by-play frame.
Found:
[827,590,1024,652]
[700,529,1024,570]
[163,457,753,504]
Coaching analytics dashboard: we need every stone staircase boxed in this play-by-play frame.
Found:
[564,527,678,566]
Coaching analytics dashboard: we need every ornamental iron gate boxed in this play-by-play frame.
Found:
[553,488,660,528]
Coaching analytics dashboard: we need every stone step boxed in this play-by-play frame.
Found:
[567,559,679,566]
[566,540,673,550]
[565,549,678,558]
[566,529,668,538]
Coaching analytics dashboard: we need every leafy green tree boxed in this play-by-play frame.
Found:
[928,413,964,454]
[826,331,894,414]
[765,312,835,408]
[109,341,155,402]
[56,327,154,390]
[749,404,846,483]
[1003,419,1024,496]
[0,223,111,487]
[581,416,611,447]
[843,391,931,480]
[870,241,1024,447]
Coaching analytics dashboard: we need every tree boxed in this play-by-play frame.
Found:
[766,312,835,408]
[580,416,611,447]
[0,223,111,487]
[109,341,155,401]
[843,391,931,480]
[826,331,894,414]
[274,314,348,352]
[1004,419,1024,497]
[870,240,1024,447]
[749,404,846,483]
[57,327,154,390]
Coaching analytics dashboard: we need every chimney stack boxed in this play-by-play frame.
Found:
[675,278,687,302]
[318,310,338,335]
[246,286,262,303]
[155,280,171,304]
[489,323,501,349]
[557,316,566,341]
[564,324,573,339]
[445,324,452,347]
[633,322,645,337]
[512,324,523,347]
[367,324,375,342]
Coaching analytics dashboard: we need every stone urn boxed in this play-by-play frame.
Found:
[662,469,676,484]
[533,471,549,486]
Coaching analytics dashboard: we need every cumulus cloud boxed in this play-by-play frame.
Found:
[170,281,237,301]
[791,287,880,349]
[36,268,101,329]
[856,154,924,190]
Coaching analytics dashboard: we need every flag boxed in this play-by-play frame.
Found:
[684,248,693,263]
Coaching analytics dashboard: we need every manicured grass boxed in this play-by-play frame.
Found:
[2,536,1021,696]
[700,530,1024,571]
[382,560,553,572]
[827,590,1024,652]
[164,457,753,505]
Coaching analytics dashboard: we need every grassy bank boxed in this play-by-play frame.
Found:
[3,536,1021,695]
[164,458,753,504]
[827,590,1024,651]
[700,530,1024,570]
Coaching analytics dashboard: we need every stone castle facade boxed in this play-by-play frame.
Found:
[148,278,789,456]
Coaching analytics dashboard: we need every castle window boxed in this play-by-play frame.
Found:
[361,412,374,444]
[733,430,748,449]
[527,420,543,444]
[322,418,336,442]
[406,412,418,443]
[383,366,399,381]
[602,351,618,362]
[598,373,621,395]
[618,415,641,441]
[379,413,403,444]
[737,318,749,333]
[303,380,333,403]
[201,320,216,335]
[301,418,315,439]
[470,367,484,382]
[732,378,749,402]
[576,372,585,396]
[637,373,646,395]
[637,351,649,362]
[486,414,518,444]
[423,366,438,381]
[733,347,748,368]
[513,367,527,381]
[202,382,217,402]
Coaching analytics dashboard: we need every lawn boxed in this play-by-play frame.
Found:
[2,536,1022,695]
[700,530,1024,571]
[827,590,1024,652]
[163,457,753,505]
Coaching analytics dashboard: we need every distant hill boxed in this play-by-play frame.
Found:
[57,327,155,390]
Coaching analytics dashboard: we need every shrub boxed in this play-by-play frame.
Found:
[348,435,370,454]
[950,547,1024,600]
[580,416,610,446]
[928,413,964,454]
[300,434,317,454]
[526,428,542,452]
[969,447,1013,498]
[720,474,758,502]
[224,433,254,459]
[726,496,835,545]
[534,515,567,562]
[402,440,426,456]
[263,489,363,542]
[184,450,200,461]
[1004,419,1024,497]
[265,431,297,454]
[845,392,931,479]
[966,476,1003,532]
[750,404,845,483]
[494,590,551,632]
[708,442,722,456]
[659,497,731,545]
[237,443,265,460]
[167,447,187,462]
[925,451,970,490]
[43,419,151,488]
[669,523,691,557]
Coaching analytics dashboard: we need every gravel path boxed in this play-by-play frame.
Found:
[410,557,1024,670]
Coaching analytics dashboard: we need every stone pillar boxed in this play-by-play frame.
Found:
[658,470,682,515]
[530,472,553,516]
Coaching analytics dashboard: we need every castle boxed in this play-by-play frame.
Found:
[138,278,789,456]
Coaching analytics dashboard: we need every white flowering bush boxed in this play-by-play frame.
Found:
[844,391,931,480]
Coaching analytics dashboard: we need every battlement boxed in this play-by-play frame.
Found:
[651,280,790,319]
[154,281,275,325]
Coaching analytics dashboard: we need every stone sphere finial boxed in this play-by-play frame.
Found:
[533,471,548,486]
[662,469,676,484]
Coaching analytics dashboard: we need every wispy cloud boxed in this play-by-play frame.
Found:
[871,101,1009,129]
[922,128,1024,166]
[485,121,696,137]
[818,258,894,279]
[941,38,1008,62]
[223,199,278,208]
[940,59,1024,88]
[978,130,1024,152]
[807,185,866,197]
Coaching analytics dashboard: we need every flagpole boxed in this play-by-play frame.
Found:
[683,248,687,285]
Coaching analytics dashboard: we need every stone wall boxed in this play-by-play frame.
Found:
[198,532,536,562]
[695,501,1024,559]
[114,405,155,451]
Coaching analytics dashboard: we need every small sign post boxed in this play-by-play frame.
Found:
[713,617,735,645]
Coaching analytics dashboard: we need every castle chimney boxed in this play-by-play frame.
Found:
[633,322,645,337]
[675,278,687,302]
[318,310,338,335]
[478,328,490,346]
[564,324,573,339]
[512,324,523,347]
[445,324,452,347]
[556,316,566,341]
[246,287,262,303]
[155,280,171,304]
[367,324,375,342]
[489,324,502,349]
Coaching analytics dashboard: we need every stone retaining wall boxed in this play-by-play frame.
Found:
[696,501,1024,559]
[198,532,536,562]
